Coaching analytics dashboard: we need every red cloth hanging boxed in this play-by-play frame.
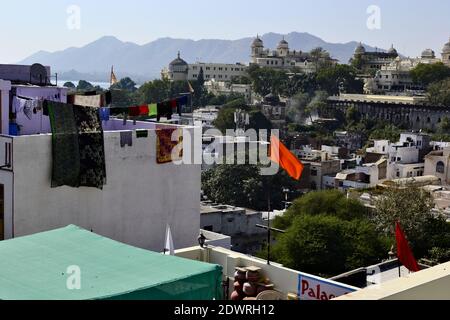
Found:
[128,106,140,117]
[139,105,149,116]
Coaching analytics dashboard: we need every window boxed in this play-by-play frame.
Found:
[206,67,210,71]
[311,169,318,177]
[437,161,445,174]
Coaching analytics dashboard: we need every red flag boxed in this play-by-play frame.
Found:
[395,221,420,273]
[270,135,304,181]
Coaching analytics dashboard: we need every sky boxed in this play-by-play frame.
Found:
[1,0,449,63]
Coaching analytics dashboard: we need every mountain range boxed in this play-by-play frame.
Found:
[19,32,387,83]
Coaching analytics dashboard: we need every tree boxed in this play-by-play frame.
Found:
[137,79,171,104]
[110,77,137,92]
[372,188,440,257]
[316,65,364,95]
[410,62,450,87]
[309,47,332,73]
[213,105,271,134]
[369,124,401,142]
[274,189,368,230]
[271,214,387,277]
[63,81,76,89]
[110,89,138,108]
[247,67,288,96]
[346,105,362,125]
[202,165,302,211]
[197,67,205,87]
[280,73,318,97]
[213,108,238,134]
[77,80,95,91]
[427,78,450,106]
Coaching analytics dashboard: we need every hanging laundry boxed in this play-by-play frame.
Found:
[73,105,107,189]
[177,95,189,115]
[110,107,124,116]
[128,106,140,117]
[148,104,158,118]
[139,105,149,116]
[99,108,110,121]
[136,130,149,139]
[13,97,28,114]
[170,99,178,111]
[156,128,183,164]
[120,131,133,148]
[68,91,110,108]
[46,101,81,188]
[157,101,173,121]
[105,91,112,105]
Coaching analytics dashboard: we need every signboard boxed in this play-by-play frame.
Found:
[298,274,357,301]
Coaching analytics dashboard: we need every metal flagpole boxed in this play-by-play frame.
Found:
[266,177,272,266]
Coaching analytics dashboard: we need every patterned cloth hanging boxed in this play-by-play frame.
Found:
[156,128,183,164]
[46,101,106,190]
[46,101,81,188]
[73,105,107,189]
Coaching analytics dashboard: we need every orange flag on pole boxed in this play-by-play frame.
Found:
[270,135,304,181]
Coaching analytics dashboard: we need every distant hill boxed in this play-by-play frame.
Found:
[19,32,386,82]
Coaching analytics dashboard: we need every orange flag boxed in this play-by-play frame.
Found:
[270,135,304,180]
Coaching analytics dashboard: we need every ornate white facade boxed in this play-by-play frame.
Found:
[162,52,247,82]
[250,36,335,73]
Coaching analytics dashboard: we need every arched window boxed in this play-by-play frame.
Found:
[437,161,445,174]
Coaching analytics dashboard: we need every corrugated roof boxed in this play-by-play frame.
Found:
[0,225,221,300]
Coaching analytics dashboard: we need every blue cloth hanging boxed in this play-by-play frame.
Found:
[99,108,110,121]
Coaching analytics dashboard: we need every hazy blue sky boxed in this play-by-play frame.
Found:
[1,0,449,63]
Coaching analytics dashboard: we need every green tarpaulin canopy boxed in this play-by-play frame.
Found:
[0,225,223,300]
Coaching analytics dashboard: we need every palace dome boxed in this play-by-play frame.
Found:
[355,43,366,55]
[169,52,188,67]
[421,48,436,59]
[443,38,450,53]
[252,36,264,48]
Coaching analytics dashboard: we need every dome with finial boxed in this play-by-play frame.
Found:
[355,42,366,55]
[421,48,436,59]
[443,37,450,53]
[252,35,264,48]
[169,51,188,67]
[388,44,397,55]
[277,37,289,49]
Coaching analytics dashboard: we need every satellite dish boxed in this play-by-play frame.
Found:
[30,63,48,85]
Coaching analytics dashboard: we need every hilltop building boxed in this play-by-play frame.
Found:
[161,52,247,82]
[350,43,399,74]
[250,36,337,73]
[442,37,450,67]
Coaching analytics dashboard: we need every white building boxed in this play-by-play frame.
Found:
[204,80,252,103]
[366,133,430,180]
[425,147,450,185]
[0,75,202,251]
[365,38,450,93]
[251,36,336,73]
[442,37,450,67]
[200,203,267,255]
[162,52,248,82]
[335,157,388,190]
